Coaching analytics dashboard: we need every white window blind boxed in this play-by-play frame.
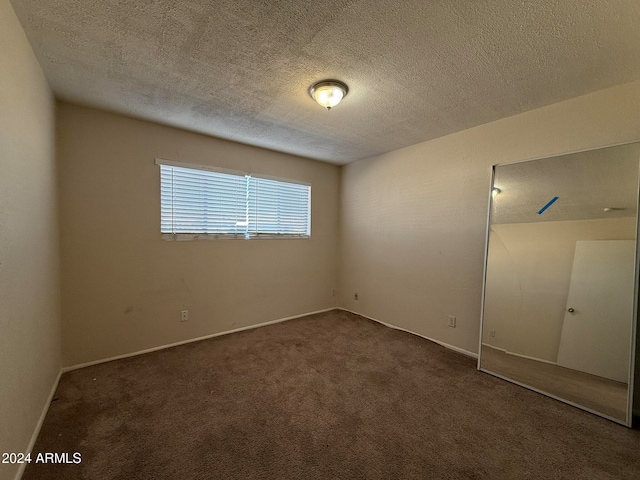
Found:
[158,160,310,239]
[248,176,311,236]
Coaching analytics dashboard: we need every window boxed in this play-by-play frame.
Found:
[157,159,311,239]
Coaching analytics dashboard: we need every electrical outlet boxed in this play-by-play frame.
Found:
[354,292,358,301]
[490,330,496,338]
[448,315,456,328]
[181,310,189,322]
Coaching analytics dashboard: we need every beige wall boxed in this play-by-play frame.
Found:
[57,103,340,367]
[483,218,637,363]
[0,1,61,478]
[339,81,640,356]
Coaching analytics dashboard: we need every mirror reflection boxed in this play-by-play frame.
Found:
[479,143,640,425]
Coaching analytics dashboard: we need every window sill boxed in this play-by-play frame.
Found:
[161,233,310,241]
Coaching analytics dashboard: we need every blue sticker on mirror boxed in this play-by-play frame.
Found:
[537,196,559,215]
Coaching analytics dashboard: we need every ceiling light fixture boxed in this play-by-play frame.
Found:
[309,80,348,110]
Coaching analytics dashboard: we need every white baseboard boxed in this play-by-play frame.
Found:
[15,369,62,480]
[338,308,478,359]
[62,307,336,373]
[481,342,557,365]
[482,343,507,353]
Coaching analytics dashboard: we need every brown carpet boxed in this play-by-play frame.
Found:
[24,310,640,479]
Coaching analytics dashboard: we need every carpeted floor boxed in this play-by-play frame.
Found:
[24,310,640,479]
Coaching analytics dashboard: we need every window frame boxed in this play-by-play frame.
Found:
[156,158,311,241]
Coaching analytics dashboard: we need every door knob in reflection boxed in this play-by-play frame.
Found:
[567,308,575,313]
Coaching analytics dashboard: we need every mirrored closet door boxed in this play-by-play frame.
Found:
[478,142,640,425]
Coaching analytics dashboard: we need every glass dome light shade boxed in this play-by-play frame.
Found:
[310,80,348,110]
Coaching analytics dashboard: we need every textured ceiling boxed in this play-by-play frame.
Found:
[10,0,640,164]
[492,142,640,225]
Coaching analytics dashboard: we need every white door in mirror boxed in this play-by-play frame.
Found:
[556,240,635,383]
